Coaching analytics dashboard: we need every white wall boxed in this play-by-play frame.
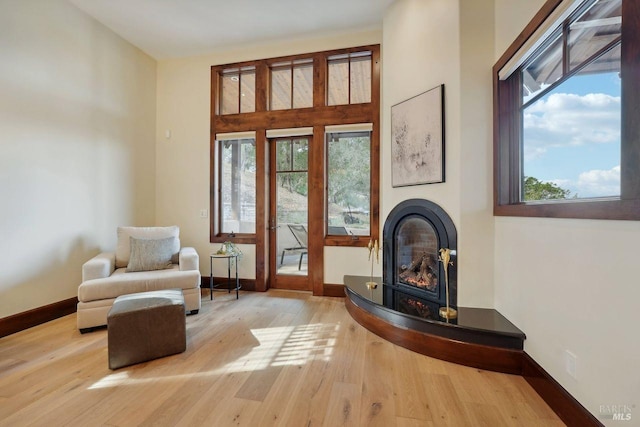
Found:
[494,0,546,59]
[0,0,157,318]
[493,0,640,423]
[382,0,495,307]
[382,0,461,228]
[458,0,496,308]
[495,218,640,422]
[155,30,383,281]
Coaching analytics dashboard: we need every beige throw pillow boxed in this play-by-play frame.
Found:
[115,226,180,268]
[126,236,175,272]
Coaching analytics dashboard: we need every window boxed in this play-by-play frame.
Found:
[270,59,313,110]
[326,130,371,236]
[217,138,256,234]
[327,51,372,105]
[210,44,380,248]
[522,1,621,201]
[494,0,640,220]
[275,138,309,225]
[219,67,256,115]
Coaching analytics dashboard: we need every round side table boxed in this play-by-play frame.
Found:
[209,254,240,300]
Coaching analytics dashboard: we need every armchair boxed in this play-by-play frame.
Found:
[77,226,201,332]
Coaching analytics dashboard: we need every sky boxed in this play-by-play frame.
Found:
[522,71,621,199]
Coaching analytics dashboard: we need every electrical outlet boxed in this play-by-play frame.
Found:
[565,350,577,379]
[199,209,208,218]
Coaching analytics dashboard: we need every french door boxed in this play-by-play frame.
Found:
[268,136,312,290]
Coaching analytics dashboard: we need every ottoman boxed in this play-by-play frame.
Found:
[107,289,186,370]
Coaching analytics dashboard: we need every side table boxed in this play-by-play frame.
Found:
[209,254,240,300]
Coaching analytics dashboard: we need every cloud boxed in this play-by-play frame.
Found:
[550,165,620,198]
[523,92,620,161]
[575,165,620,197]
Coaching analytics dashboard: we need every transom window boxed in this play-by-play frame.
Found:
[327,51,372,105]
[219,67,256,115]
[270,59,313,110]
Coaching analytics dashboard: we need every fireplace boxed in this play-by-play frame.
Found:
[383,199,457,320]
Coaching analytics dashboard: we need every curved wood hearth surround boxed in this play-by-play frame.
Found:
[345,288,524,375]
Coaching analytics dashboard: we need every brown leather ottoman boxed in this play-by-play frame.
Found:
[107,289,186,370]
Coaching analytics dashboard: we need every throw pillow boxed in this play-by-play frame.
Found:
[126,236,175,272]
[115,226,180,268]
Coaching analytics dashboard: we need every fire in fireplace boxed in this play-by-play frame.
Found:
[383,199,457,319]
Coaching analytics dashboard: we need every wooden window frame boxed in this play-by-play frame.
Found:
[324,129,374,245]
[210,45,380,293]
[214,138,257,239]
[493,0,640,220]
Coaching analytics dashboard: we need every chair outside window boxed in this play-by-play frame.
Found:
[280,224,308,270]
[328,226,348,235]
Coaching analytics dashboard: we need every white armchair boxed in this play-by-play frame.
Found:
[77,226,201,332]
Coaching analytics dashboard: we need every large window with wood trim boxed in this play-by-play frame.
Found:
[210,45,380,256]
[494,0,640,220]
[326,128,372,237]
[214,136,256,235]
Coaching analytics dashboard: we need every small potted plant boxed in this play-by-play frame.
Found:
[216,241,243,265]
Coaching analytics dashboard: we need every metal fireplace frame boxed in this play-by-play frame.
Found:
[382,198,457,315]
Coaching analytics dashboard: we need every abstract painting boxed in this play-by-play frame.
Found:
[391,84,445,187]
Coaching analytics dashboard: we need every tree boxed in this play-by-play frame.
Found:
[523,176,573,201]
[276,140,308,196]
[327,136,370,209]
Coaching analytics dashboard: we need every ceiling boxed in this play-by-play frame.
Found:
[69,0,395,60]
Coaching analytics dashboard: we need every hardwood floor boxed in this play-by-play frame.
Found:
[0,290,564,426]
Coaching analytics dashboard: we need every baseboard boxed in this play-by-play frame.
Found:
[0,297,78,338]
[522,352,603,427]
[200,277,343,296]
[201,276,257,292]
[323,283,346,297]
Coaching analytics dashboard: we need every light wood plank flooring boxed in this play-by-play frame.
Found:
[0,290,564,426]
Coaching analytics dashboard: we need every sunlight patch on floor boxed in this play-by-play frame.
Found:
[88,322,340,389]
[89,371,131,389]
[219,322,339,372]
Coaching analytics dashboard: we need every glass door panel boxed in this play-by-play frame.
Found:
[270,137,310,288]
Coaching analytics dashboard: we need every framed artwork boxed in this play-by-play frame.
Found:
[391,84,445,187]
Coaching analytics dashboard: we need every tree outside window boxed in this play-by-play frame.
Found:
[326,131,371,235]
[219,138,256,234]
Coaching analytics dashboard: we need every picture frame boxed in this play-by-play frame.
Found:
[391,84,445,187]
